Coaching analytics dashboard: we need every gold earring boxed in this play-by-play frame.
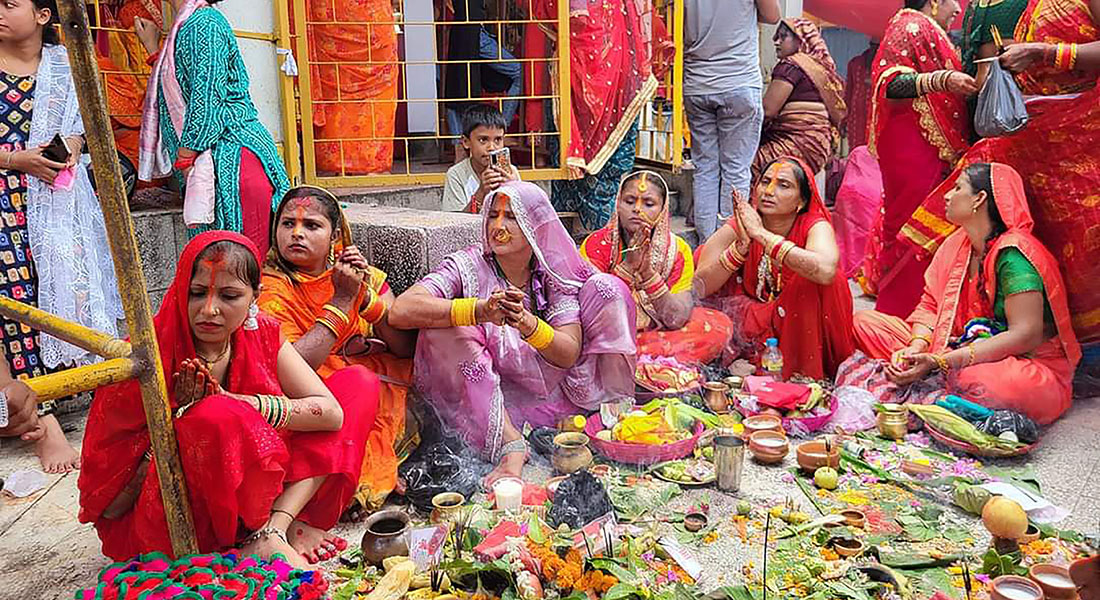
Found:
[328,245,336,265]
[931,1,939,17]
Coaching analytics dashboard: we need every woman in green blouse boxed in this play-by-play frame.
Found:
[135,0,289,256]
[845,162,1082,425]
[961,0,1029,86]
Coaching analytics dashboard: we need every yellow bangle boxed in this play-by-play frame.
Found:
[933,354,951,373]
[719,247,744,272]
[360,290,387,324]
[966,343,978,368]
[910,334,932,347]
[523,318,555,350]
[315,314,341,337]
[775,240,797,265]
[450,297,478,327]
[322,303,350,326]
[1069,43,1079,70]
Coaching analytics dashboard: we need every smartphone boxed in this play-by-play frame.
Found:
[488,147,511,172]
[41,134,71,164]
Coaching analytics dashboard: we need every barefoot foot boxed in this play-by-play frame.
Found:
[288,520,347,563]
[241,530,311,570]
[34,414,80,474]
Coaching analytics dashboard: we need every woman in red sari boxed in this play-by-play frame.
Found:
[866,0,977,318]
[580,171,732,364]
[695,157,855,380]
[900,0,1100,346]
[842,164,1080,425]
[78,232,378,567]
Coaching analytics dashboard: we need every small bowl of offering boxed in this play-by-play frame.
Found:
[748,430,789,464]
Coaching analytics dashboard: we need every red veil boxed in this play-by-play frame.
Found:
[703,156,856,380]
[79,231,372,560]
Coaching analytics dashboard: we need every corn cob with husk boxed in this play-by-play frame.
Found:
[908,404,1024,452]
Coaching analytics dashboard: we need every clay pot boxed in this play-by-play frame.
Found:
[796,440,840,473]
[552,432,594,475]
[684,512,708,533]
[832,538,865,558]
[361,509,411,566]
[840,509,866,529]
[1029,564,1076,599]
[430,492,466,527]
[743,414,784,438]
[990,575,1045,600]
[748,430,789,464]
[1019,523,1042,544]
[704,382,731,413]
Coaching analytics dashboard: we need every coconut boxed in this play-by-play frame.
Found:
[981,496,1029,539]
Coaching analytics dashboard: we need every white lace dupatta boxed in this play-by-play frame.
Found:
[25,45,124,368]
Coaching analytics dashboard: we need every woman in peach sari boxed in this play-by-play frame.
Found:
[258,186,416,512]
[580,170,732,364]
[900,0,1100,346]
[841,163,1080,425]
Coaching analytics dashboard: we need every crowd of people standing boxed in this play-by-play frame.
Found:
[0,0,1099,573]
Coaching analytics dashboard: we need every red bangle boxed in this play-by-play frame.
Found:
[769,237,785,261]
[360,290,387,324]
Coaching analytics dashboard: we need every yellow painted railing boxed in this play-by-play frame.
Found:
[635,0,686,169]
[290,0,572,187]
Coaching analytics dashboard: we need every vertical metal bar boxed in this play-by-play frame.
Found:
[672,0,685,169]
[556,0,571,174]
[274,0,302,183]
[294,0,320,183]
[55,0,199,557]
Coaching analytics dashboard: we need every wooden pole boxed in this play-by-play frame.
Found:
[55,0,199,556]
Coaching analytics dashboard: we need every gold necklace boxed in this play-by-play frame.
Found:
[196,342,231,368]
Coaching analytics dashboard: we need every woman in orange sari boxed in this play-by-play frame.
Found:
[695,157,855,380]
[865,0,977,318]
[754,18,847,181]
[302,0,398,175]
[258,186,416,513]
[580,171,732,364]
[842,164,1081,425]
[900,0,1100,346]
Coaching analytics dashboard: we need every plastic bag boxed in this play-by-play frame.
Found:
[547,471,614,529]
[977,410,1040,445]
[829,386,878,432]
[974,59,1028,137]
[399,406,490,510]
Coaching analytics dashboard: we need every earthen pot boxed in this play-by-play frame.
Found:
[361,509,410,566]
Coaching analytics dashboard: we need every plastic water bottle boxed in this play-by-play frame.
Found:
[761,337,784,379]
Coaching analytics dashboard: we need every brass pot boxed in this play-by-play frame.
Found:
[360,509,410,566]
[552,432,593,475]
[877,403,909,440]
[704,381,731,413]
[430,492,466,527]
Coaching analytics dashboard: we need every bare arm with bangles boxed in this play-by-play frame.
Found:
[388,285,583,369]
[693,218,750,299]
[736,199,841,287]
[101,343,343,519]
[1000,40,1100,74]
[886,291,1046,386]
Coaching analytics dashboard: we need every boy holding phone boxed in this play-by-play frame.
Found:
[442,105,521,213]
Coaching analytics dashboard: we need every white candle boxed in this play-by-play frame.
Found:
[494,478,524,511]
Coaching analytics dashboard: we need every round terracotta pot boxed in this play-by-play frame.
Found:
[1029,564,1075,599]
[361,509,410,566]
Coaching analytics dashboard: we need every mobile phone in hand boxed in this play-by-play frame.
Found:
[41,134,71,164]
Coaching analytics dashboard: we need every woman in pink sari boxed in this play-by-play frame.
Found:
[840,164,1080,425]
[389,182,636,483]
[866,0,977,317]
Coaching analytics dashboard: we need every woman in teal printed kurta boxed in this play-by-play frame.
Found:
[136,0,289,255]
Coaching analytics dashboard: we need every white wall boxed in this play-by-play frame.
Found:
[211,1,286,144]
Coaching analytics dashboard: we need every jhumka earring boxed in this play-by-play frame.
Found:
[931,1,939,18]
[328,244,336,266]
[244,302,259,330]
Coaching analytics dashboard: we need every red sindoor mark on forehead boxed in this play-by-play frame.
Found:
[200,251,228,314]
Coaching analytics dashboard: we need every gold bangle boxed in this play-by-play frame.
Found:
[360,291,387,324]
[523,318,555,350]
[719,247,744,272]
[450,297,478,327]
[1069,43,1079,70]
[966,343,977,368]
[775,240,797,265]
[322,303,350,326]
[909,333,932,347]
[648,282,671,300]
[933,354,951,373]
[315,314,341,337]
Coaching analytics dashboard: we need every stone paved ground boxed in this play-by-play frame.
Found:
[2,289,1099,598]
